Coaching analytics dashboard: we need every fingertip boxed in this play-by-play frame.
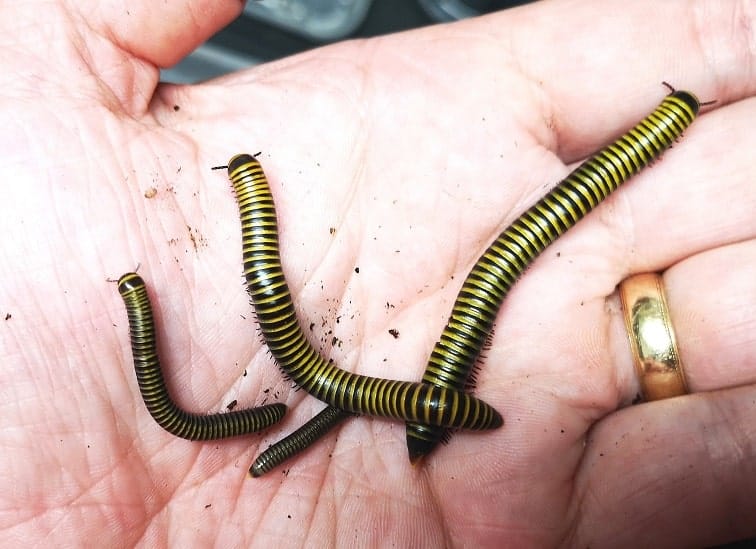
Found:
[102,0,245,68]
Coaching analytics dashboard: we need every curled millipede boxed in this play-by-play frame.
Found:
[117,272,287,440]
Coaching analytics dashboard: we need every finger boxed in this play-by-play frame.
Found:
[571,383,756,547]
[81,0,243,66]
[479,0,756,159]
[667,241,756,391]
[502,92,756,310]
[606,96,756,271]
[609,239,756,403]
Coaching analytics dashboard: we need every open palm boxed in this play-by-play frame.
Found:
[2,0,755,546]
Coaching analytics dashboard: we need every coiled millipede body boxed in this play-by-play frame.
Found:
[117,272,287,440]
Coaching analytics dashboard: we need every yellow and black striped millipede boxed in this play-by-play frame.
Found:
[243,85,704,474]
[224,154,503,433]
[117,272,287,440]
[405,86,704,463]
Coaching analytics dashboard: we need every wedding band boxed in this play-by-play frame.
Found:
[619,273,688,401]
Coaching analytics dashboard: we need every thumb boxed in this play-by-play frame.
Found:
[89,0,243,67]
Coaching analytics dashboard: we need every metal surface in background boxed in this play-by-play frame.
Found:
[243,0,373,42]
[160,0,534,83]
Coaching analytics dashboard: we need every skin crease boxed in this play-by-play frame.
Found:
[0,0,755,546]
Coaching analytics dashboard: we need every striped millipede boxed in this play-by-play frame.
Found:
[117,272,287,440]
[405,86,705,463]
[231,85,706,473]
[249,406,350,477]
[222,154,503,431]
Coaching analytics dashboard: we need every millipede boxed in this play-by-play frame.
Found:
[117,272,287,440]
[250,406,351,477]
[405,84,707,463]
[220,154,503,431]
[223,84,707,471]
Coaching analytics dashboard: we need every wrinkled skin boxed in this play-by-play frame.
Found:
[1,0,755,546]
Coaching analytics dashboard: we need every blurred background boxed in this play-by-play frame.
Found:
[161,0,534,83]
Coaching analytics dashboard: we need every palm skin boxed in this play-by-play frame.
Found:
[1,0,755,546]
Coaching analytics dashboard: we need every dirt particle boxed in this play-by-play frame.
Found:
[186,225,208,251]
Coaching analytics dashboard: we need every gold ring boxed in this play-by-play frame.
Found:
[619,272,688,401]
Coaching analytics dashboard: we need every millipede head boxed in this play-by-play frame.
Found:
[228,153,255,171]
[661,82,702,114]
[227,153,264,176]
[669,90,701,115]
[214,152,263,173]
[117,272,145,296]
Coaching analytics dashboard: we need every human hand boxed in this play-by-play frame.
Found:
[1,0,755,546]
